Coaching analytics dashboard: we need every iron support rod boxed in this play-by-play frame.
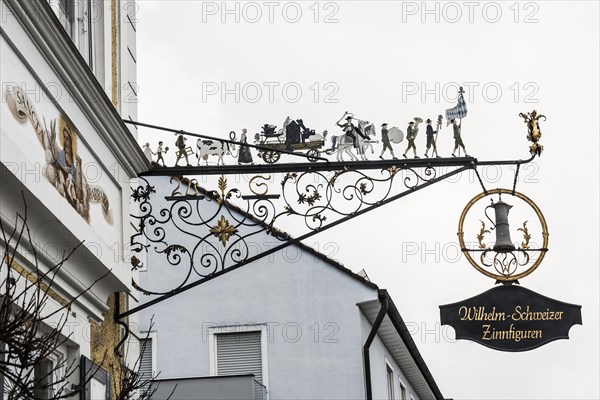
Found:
[475,154,536,166]
[512,162,521,195]
[139,157,477,176]
[124,119,329,163]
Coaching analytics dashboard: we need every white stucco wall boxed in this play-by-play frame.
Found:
[1,0,149,295]
[140,244,378,399]
[1,0,145,365]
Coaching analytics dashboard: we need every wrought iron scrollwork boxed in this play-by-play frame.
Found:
[479,249,532,277]
[273,165,437,232]
[131,175,292,296]
[130,163,453,296]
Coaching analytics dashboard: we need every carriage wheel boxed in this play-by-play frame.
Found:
[263,150,281,164]
[306,149,320,163]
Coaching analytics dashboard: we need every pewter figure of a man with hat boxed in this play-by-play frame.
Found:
[379,123,397,160]
[424,118,440,158]
[403,121,419,158]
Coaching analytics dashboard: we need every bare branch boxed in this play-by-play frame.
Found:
[0,195,110,400]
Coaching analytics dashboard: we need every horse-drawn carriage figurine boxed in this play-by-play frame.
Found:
[256,117,330,163]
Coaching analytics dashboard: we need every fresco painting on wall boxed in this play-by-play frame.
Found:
[5,85,114,225]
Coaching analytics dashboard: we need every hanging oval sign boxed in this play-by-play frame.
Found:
[440,285,582,352]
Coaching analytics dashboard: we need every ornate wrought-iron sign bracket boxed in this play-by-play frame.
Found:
[119,92,580,354]
[123,163,476,318]
[119,110,549,325]
[122,165,537,319]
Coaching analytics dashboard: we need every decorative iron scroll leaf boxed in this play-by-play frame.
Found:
[130,164,447,296]
[477,220,490,249]
[518,221,531,249]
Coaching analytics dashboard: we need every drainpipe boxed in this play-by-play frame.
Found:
[363,291,389,400]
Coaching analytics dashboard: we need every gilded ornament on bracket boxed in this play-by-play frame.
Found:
[519,110,546,156]
[210,215,238,246]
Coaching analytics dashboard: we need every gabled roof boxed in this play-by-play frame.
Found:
[190,178,378,290]
[180,177,443,399]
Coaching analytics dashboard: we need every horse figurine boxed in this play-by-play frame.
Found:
[330,113,378,161]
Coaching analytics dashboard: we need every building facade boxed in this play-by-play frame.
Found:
[1,0,146,397]
[138,176,445,400]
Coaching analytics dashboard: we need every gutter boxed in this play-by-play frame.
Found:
[363,290,445,400]
[363,291,389,400]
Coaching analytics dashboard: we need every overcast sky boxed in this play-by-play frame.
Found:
[135,1,599,398]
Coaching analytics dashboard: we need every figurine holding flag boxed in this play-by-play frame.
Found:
[446,87,469,157]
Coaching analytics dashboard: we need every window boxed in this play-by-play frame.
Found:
[34,358,53,398]
[139,336,155,392]
[56,0,75,37]
[1,344,62,399]
[216,331,263,381]
[399,379,407,400]
[208,325,269,394]
[80,356,109,400]
[386,360,395,400]
[35,353,69,400]
[48,0,98,70]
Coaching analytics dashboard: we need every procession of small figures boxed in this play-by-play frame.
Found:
[141,112,471,167]
[141,87,474,166]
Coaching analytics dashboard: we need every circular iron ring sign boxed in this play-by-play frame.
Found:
[458,188,549,282]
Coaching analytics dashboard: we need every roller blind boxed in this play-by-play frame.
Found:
[139,338,153,389]
[216,331,262,383]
